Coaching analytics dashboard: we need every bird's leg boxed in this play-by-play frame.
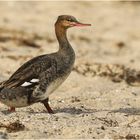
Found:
[41,98,54,114]
[8,107,15,112]
[33,87,54,114]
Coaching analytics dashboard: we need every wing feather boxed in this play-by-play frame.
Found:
[3,55,54,88]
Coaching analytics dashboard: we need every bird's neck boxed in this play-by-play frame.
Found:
[55,24,71,51]
[55,23,75,69]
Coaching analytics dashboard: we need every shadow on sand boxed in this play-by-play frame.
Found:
[54,107,97,114]
[111,107,140,115]
[2,107,140,116]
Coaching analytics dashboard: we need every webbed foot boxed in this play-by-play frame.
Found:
[8,107,15,112]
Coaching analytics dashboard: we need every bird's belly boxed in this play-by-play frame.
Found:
[0,87,29,108]
[1,96,28,108]
[43,74,69,99]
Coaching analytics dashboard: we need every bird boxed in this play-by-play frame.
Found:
[0,15,91,113]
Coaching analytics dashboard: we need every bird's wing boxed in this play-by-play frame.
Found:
[3,55,55,88]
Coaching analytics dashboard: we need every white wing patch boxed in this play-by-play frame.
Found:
[21,79,39,87]
[30,79,39,83]
[21,82,32,87]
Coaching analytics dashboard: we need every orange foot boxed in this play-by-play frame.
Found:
[8,107,15,112]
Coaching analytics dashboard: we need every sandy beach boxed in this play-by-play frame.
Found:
[0,1,140,139]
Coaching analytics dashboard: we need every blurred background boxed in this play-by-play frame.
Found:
[0,1,140,78]
[0,1,140,139]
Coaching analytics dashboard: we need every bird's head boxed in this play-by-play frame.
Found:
[55,15,91,29]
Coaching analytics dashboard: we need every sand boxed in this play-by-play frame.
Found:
[0,1,140,139]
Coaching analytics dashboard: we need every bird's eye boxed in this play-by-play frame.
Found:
[67,19,72,22]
